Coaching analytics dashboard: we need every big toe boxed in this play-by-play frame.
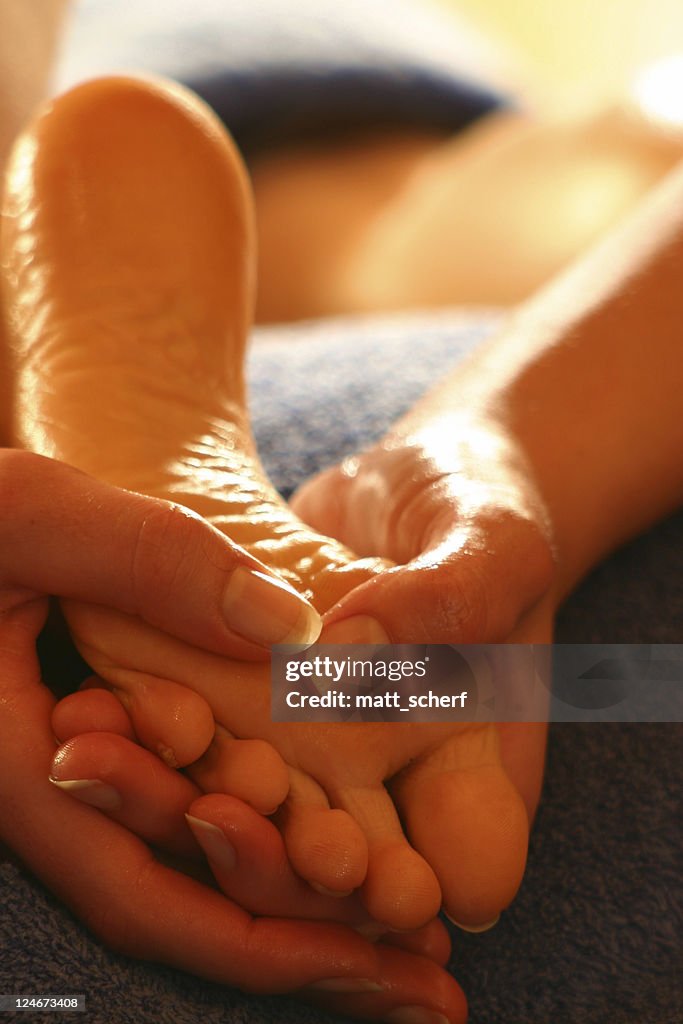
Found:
[390,726,529,929]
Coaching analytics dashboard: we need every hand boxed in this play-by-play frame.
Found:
[49,698,455,954]
[292,422,556,824]
[0,449,466,1020]
[292,417,556,642]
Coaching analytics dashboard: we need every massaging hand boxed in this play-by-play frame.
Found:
[0,449,465,1022]
[51,689,465,1017]
[291,416,556,644]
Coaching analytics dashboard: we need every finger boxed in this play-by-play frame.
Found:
[50,732,202,859]
[290,464,349,541]
[47,739,450,966]
[73,675,215,769]
[49,732,359,920]
[52,687,136,743]
[294,453,554,644]
[5,601,462,1015]
[0,449,321,655]
[38,741,445,999]
[381,920,451,967]
[320,515,554,644]
[0,641,376,995]
[302,942,467,1023]
[187,798,452,967]
[187,793,366,924]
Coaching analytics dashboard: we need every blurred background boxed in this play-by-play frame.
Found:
[437,0,683,108]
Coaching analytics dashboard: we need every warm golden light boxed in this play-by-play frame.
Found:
[632,54,683,130]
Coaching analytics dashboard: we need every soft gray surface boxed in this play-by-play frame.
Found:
[2,309,681,1023]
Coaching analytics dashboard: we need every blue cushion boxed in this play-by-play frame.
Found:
[56,0,512,154]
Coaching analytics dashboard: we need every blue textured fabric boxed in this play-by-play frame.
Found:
[2,310,682,1023]
[7,5,678,1019]
[55,0,512,155]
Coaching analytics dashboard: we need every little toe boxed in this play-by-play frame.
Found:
[277,768,369,895]
[328,780,442,931]
[390,725,528,929]
[186,724,290,814]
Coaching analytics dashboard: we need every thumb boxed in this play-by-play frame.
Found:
[1,451,321,657]
[294,452,554,644]
[317,515,554,645]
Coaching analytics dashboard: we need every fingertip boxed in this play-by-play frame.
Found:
[222,565,322,649]
[52,688,135,743]
[319,614,391,644]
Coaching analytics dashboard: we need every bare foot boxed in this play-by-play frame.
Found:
[50,688,453,965]
[4,75,528,930]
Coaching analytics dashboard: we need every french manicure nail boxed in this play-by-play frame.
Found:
[223,567,322,647]
[445,912,500,933]
[384,1008,450,1024]
[49,777,122,811]
[320,615,390,644]
[310,978,384,993]
[185,815,237,872]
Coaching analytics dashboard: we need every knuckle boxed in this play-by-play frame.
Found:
[0,449,43,510]
[410,559,489,642]
[0,451,66,591]
[128,500,208,607]
[435,560,490,641]
[83,900,139,957]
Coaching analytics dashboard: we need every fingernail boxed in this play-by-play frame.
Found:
[320,615,390,644]
[384,1008,450,1024]
[185,815,237,872]
[445,912,500,933]
[49,777,122,811]
[310,978,384,993]
[223,567,322,648]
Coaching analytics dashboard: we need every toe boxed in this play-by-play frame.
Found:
[187,793,365,925]
[111,670,215,768]
[390,725,528,929]
[328,781,442,931]
[186,724,290,814]
[278,769,369,895]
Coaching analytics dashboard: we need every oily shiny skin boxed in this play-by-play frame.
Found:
[2,76,528,932]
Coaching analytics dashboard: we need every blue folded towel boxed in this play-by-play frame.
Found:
[3,308,681,1023]
[55,0,512,155]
